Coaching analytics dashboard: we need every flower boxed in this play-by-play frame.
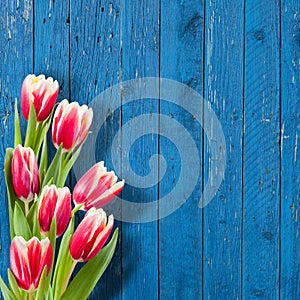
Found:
[52,99,93,152]
[73,162,124,210]
[38,185,72,237]
[21,74,59,122]
[69,208,114,262]
[10,236,53,292]
[12,145,39,203]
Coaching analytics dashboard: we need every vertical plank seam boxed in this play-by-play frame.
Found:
[158,0,161,299]
[241,0,246,299]
[278,0,282,298]
[201,0,206,299]
[119,1,123,298]
[68,0,71,185]
[32,0,35,73]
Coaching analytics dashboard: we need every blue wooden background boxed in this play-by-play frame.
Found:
[0,0,299,299]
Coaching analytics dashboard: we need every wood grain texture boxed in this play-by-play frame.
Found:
[203,1,244,299]
[70,1,122,299]
[121,1,159,299]
[0,0,33,282]
[1,1,300,299]
[159,0,204,298]
[243,0,281,299]
[34,0,70,187]
[281,0,300,298]
[34,0,69,100]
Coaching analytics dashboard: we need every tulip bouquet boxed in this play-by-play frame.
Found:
[0,75,124,300]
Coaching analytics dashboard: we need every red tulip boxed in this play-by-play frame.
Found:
[10,236,53,292]
[12,145,39,203]
[69,208,114,262]
[73,162,124,210]
[21,74,59,122]
[38,185,72,237]
[52,99,93,152]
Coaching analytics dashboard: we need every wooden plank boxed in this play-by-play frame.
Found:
[243,0,281,298]
[0,0,33,281]
[281,1,300,298]
[121,1,159,299]
[70,1,122,299]
[159,1,204,298]
[33,0,70,188]
[34,0,70,100]
[203,0,244,299]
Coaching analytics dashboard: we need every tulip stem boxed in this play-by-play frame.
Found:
[25,202,29,217]
[60,260,77,297]
[28,290,33,300]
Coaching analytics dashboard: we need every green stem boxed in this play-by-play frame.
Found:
[25,202,29,217]
[60,260,77,297]
[71,204,83,216]
[28,290,33,300]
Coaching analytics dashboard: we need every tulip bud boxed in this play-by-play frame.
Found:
[38,185,72,237]
[73,162,124,210]
[52,99,93,152]
[10,236,53,292]
[12,145,39,203]
[21,74,59,122]
[69,208,114,262]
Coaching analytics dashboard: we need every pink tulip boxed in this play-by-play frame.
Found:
[52,99,93,152]
[69,208,114,262]
[38,185,72,237]
[12,145,39,203]
[10,236,53,292]
[21,74,59,122]
[73,162,124,210]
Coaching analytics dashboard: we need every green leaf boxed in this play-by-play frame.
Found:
[32,213,41,239]
[26,201,41,238]
[4,148,16,239]
[26,201,37,230]
[61,228,119,300]
[7,269,22,299]
[49,218,57,248]
[36,267,47,300]
[48,285,54,300]
[24,102,37,148]
[42,145,62,188]
[46,218,57,293]
[52,217,74,299]
[59,145,83,187]
[13,202,32,240]
[34,112,53,156]
[39,135,48,184]
[0,275,16,300]
[14,99,22,147]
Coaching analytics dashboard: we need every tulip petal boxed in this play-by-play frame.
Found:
[21,74,59,122]
[55,102,80,150]
[91,180,125,209]
[84,215,114,261]
[10,237,52,292]
[10,237,31,291]
[12,145,39,202]
[73,162,106,206]
[54,187,72,237]
[69,209,108,261]
[38,185,71,237]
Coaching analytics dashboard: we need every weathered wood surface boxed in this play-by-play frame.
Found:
[0,1,299,299]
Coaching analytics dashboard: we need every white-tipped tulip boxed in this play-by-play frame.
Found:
[38,185,72,237]
[70,208,114,262]
[73,162,124,210]
[52,99,93,152]
[21,74,59,122]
